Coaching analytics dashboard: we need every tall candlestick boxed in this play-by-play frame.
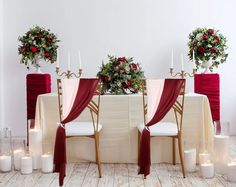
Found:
[181,54,184,71]
[171,49,174,68]
[56,49,59,68]
[68,51,71,71]
[78,50,82,69]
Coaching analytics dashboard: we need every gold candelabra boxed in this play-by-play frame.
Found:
[170,68,196,79]
[56,67,82,78]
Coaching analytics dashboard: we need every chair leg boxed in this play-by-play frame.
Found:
[95,132,102,178]
[172,137,176,165]
[177,135,185,178]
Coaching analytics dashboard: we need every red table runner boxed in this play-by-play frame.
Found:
[26,74,51,119]
[194,73,220,121]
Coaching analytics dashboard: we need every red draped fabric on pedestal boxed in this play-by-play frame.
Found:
[138,79,185,177]
[194,74,220,121]
[53,78,99,186]
[26,74,51,119]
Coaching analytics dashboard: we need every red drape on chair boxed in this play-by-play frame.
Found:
[53,78,99,186]
[138,79,185,177]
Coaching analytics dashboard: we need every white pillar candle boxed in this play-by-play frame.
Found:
[199,153,211,165]
[171,49,174,68]
[184,148,196,172]
[68,51,71,70]
[214,135,229,174]
[21,156,32,174]
[0,155,12,172]
[29,128,42,170]
[41,154,53,173]
[78,50,82,69]
[13,149,25,170]
[181,54,184,71]
[227,162,236,182]
[200,163,214,178]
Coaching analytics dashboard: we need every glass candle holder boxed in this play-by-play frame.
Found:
[20,149,33,175]
[0,128,12,172]
[13,139,26,170]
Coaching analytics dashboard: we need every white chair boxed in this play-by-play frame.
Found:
[137,79,186,178]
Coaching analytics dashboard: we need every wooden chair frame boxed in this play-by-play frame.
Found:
[57,79,102,178]
[138,79,186,178]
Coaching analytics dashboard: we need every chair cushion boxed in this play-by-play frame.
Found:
[137,122,178,136]
[65,121,102,136]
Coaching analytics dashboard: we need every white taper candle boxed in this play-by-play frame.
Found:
[171,49,174,68]
[68,51,71,70]
[181,54,184,71]
[78,50,82,69]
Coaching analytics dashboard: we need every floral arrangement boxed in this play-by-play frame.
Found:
[97,55,144,94]
[188,28,228,70]
[18,26,59,68]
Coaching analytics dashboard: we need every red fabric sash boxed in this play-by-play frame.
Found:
[138,79,184,176]
[53,78,99,186]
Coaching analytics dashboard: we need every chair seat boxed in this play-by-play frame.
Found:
[137,122,178,136]
[65,122,102,136]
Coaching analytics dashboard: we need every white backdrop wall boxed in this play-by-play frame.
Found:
[2,0,236,136]
[0,0,4,129]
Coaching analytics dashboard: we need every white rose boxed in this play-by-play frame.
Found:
[196,33,203,41]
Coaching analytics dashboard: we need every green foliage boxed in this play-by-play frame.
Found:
[97,55,145,94]
[188,28,228,70]
[18,25,60,67]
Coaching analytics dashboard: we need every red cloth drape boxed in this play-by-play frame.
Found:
[53,78,99,186]
[138,79,185,176]
[26,74,51,119]
[194,74,220,121]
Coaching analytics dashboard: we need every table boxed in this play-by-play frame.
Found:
[35,93,214,164]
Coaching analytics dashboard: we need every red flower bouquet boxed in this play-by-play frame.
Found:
[97,55,144,94]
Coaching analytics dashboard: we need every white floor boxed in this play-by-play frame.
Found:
[0,137,236,187]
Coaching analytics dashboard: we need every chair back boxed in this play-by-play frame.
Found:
[141,79,186,132]
[57,78,102,132]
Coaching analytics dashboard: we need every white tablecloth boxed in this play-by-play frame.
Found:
[35,93,214,163]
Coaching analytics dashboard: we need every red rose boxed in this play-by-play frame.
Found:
[202,34,209,40]
[46,37,52,45]
[198,47,205,54]
[210,48,217,54]
[127,80,131,87]
[19,46,25,53]
[208,29,214,35]
[129,88,137,93]
[130,63,137,70]
[114,61,121,67]
[117,57,127,62]
[44,52,50,58]
[30,46,38,53]
[37,33,43,39]
[122,82,128,89]
[102,75,109,82]
[214,36,220,44]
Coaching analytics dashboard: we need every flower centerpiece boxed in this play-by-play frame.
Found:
[97,55,144,94]
[188,28,228,71]
[18,25,59,71]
